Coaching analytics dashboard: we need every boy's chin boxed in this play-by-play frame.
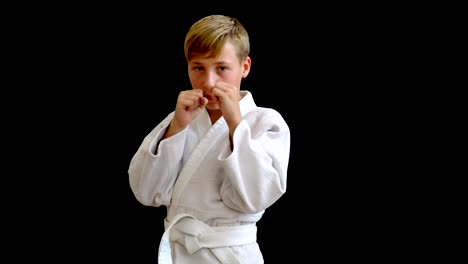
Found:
[205,102,220,110]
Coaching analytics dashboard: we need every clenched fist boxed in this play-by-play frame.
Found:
[173,89,208,128]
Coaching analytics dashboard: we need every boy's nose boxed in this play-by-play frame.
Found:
[202,71,218,89]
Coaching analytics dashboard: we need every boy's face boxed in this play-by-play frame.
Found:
[187,41,251,110]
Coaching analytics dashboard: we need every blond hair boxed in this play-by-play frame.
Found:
[184,15,250,63]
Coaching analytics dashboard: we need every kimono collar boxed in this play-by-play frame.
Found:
[239,90,257,117]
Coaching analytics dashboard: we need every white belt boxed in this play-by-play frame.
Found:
[158,213,257,264]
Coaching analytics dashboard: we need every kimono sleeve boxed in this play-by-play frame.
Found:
[219,109,290,213]
[128,112,188,207]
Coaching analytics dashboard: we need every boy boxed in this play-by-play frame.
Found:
[128,14,290,263]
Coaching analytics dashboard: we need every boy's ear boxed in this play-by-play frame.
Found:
[242,56,251,78]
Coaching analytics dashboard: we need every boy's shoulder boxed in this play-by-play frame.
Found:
[246,106,289,127]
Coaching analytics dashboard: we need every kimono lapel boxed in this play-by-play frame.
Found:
[167,91,257,220]
[167,110,228,219]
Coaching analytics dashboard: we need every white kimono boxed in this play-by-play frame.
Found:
[128,91,290,264]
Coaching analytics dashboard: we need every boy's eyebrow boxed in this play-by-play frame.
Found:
[215,61,232,65]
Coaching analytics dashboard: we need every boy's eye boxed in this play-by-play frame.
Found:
[219,66,228,71]
[194,66,204,71]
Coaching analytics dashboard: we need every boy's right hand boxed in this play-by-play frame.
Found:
[171,89,208,131]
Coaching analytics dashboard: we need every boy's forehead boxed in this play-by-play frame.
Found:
[189,43,238,64]
[189,56,234,65]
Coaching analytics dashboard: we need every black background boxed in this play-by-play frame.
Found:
[7,3,410,263]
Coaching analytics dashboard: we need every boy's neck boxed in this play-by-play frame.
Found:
[207,109,222,124]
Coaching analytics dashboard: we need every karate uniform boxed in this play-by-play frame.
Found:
[129,91,290,264]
